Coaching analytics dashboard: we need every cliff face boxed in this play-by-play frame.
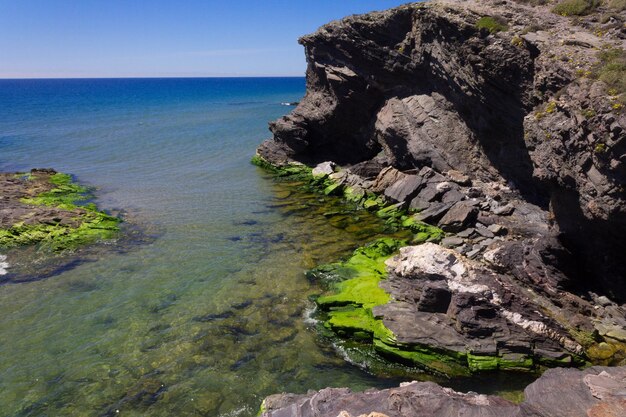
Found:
[258,0,626,302]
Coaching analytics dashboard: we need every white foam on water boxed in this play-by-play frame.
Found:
[303,303,319,326]
[0,255,8,275]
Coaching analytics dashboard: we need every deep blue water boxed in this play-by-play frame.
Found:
[0,78,412,417]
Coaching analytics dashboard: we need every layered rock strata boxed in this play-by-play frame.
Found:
[258,0,626,300]
[256,0,626,373]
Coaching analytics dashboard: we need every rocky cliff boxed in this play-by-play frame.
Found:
[256,0,626,412]
[259,0,626,301]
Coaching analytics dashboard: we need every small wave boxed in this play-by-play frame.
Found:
[303,303,318,325]
[280,102,299,106]
[0,254,9,275]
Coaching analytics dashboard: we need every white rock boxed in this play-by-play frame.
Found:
[312,161,336,178]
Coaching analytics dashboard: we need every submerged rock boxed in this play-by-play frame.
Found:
[0,169,121,254]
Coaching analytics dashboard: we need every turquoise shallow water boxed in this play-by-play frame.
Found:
[0,78,534,417]
[0,78,407,416]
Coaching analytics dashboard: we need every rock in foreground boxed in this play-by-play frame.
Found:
[261,366,626,417]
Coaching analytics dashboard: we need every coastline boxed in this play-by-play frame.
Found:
[254,0,626,414]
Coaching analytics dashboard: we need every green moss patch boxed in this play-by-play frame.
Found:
[476,16,508,33]
[593,47,626,100]
[552,0,599,16]
[0,215,120,252]
[311,237,473,377]
[20,173,90,209]
[1,171,121,252]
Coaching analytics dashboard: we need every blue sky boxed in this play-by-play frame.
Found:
[0,0,412,78]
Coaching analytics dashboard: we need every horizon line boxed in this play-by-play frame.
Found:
[0,75,306,81]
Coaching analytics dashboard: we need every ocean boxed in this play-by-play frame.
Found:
[0,78,531,417]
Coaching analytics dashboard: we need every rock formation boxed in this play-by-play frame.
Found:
[256,0,626,412]
[258,0,626,300]
[261,366,626,417]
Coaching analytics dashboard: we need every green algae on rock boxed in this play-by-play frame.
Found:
[309,237,475,377]
[252,154,444,238]
[0,169,121,252]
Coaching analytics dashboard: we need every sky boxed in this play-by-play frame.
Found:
[0,0,413,78]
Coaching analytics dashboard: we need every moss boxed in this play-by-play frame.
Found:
[586,339,626,365]
[476,16,508,33]
[1,172,121,251]
[20,173,90,209]
[312,238,404,335]
[375,339,470,376]
[511,36,524,48]
[545,101,558,114]
[324,307,395,343]
[313,237,474,377]
[467,353,535,372]
[401,217,444,242]
[257,399,267,417]
[498,355,535,371]
[536,354,574,368]
[552,0,599,16]
[323,182,342,196]
[251,154,312,180]
[594,143,608,153]
[252,154,444,240]
[592,47,626,100]
[607,0,626,11]
[0,213,120,252]
[582,108,596,118]
[343,186,365,204]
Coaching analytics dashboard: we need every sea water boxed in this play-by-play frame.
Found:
[0,78,533,417]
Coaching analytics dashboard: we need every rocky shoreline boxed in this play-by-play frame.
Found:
[255,0,626,414]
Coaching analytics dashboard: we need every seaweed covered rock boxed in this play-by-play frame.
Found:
[0,169,120,253]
